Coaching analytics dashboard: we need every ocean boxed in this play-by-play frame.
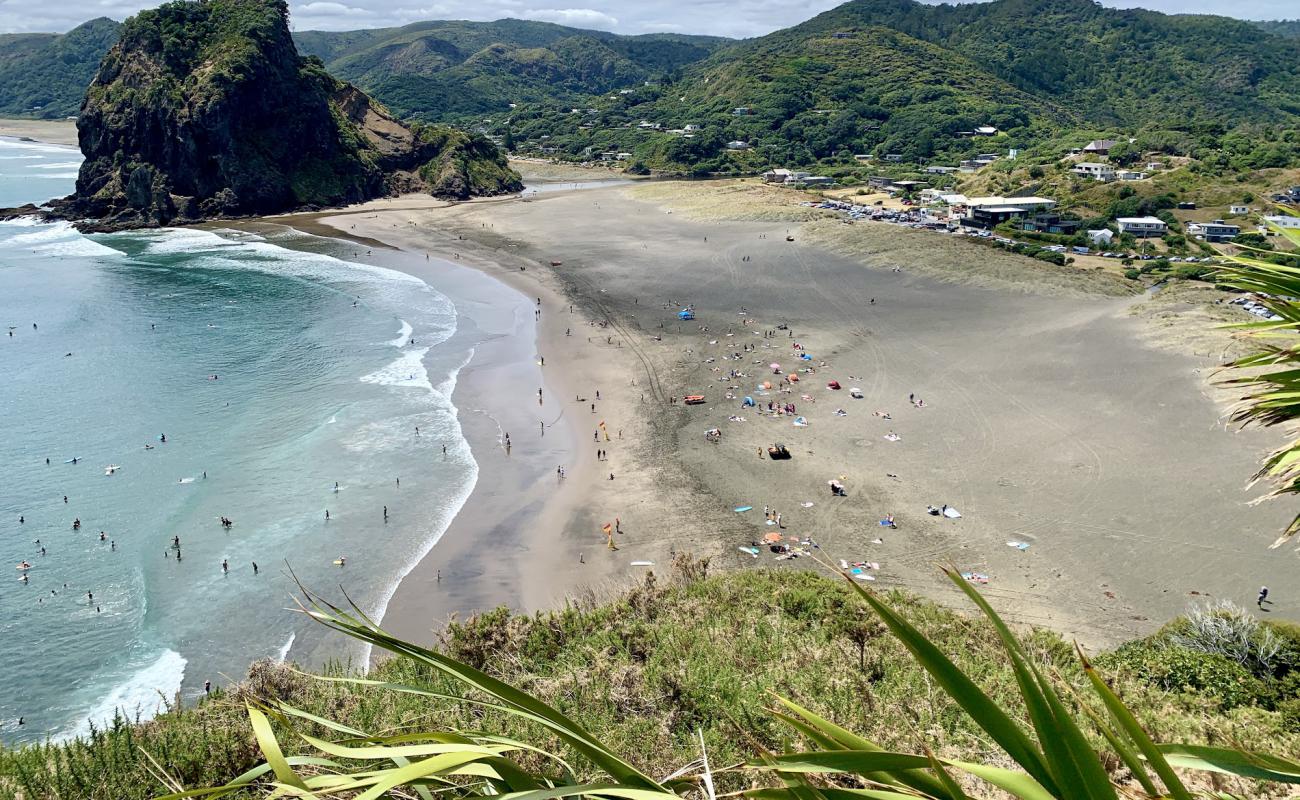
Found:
[0,136,479,744]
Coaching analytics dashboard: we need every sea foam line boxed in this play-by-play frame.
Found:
[360,346,478,672]
[61,649,186,742]
[389,319,413,348]
[360,347,433,393]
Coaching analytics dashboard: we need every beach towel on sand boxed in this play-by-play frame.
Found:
[943,507,961,519]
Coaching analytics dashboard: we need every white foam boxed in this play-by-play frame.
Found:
[63,649,186,740]
[388,319,413,348]
[276,633,296,663]
[31,162,82,170]
[360,347,432,392]
[1,221,123,258]
[362,346,479,670]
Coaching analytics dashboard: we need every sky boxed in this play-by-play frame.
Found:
[0,0,1294,38]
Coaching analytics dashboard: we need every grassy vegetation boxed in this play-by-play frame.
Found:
[3,561,1297,798]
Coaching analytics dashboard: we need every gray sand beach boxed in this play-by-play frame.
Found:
[281,175,1296,648]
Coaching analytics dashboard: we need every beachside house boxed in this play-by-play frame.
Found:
[1263,214,1300,230]
[975,126,998,136]
[1087,229,1115,246]
[1117,171,1148,181]
[1116,216,1167,237]
[1229,204,1249,215]
[762,169,793,183]
[967,205,1029,229]
[683,124,701,132]
[888,180,928,193]
[616,152,633,160]
[1021,214,1081,235]
[1083,139,1118,155]
[832,31,854,38]
[732,107,752,116]
[925,165,959,174]
[1187,220,1241,242]
[726,140,752,150]
[884,153,904,162]
[796,176,835,188]
[1072,162,1116,181]
[968,196,1056,213]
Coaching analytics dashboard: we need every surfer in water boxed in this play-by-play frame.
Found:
[159,433,166,443]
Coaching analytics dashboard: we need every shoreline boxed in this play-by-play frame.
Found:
[0,118,78,147]
[266,207,638,646]
[283,181,1297,649]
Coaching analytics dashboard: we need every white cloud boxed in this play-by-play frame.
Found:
[517,7,619,30]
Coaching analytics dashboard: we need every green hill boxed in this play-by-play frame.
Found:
[0,17,122,118]
[294,20,730,120]
[501,0,1300,171]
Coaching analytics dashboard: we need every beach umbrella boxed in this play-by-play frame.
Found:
[763,532,782,543]
[770,362,781,369]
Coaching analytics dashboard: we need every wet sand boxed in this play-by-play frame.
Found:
[285,177,1297,648]
[0,118,78,147]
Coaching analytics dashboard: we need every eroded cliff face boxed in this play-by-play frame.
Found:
[43,0,519,229]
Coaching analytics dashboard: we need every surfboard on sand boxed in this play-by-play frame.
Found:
[734,505,753,512]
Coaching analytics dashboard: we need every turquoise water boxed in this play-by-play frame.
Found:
[0,137,478,743]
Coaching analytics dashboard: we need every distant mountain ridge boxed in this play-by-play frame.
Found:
[0,16,727,121]
[294,19,730,120]
[1254,19,1300,38]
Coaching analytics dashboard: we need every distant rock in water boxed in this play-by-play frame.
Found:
[41,0,520,230]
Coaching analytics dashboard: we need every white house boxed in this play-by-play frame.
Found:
[1188,221,1241,242]
[1116,217,1167,237]
[1072,162,1116,181]
[974,126,998,135]
[1117,171,1148,181]
[1229,204,1249,215]
[683,124,701,132]
[966,195,1056,213]
[726,140,751,150]
[1087,229,1115,246]
[1263,215,1300,230]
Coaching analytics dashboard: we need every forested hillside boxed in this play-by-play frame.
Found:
[0,18,121,118]
[1255,19,1300,38]
[500,0,1300,172]
[294,19,729,120]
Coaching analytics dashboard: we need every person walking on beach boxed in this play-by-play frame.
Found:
[325,509,330,520]
[221,559,228,574]
[383,506,389,522]
[1258,586,1270,608]
[252,562,259,575]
